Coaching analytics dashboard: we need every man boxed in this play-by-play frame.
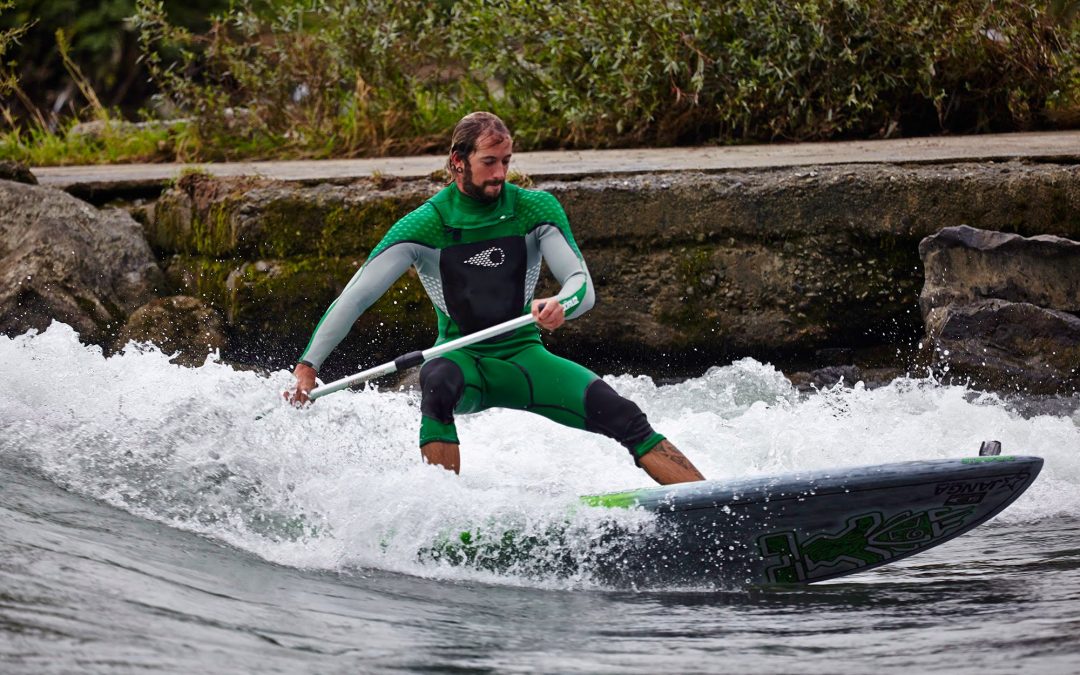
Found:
[288,112,704,485]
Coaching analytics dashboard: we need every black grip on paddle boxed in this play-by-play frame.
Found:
[394,350,425,371]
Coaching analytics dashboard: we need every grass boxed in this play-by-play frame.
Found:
[0,117,184,165]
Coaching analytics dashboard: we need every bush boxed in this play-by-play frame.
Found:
[454,0,1080,143]
[14,0,1080,163]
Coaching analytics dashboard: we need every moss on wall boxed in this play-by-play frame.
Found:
[163,253,435,369]
[151,177,438,258]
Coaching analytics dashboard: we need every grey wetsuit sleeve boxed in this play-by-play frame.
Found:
[537,224,595,318]
[299,244,417,370]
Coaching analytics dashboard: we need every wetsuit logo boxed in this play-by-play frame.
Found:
[464,247,505,268]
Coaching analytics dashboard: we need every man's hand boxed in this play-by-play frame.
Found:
[285,363,318,406]
[531,297,566,331]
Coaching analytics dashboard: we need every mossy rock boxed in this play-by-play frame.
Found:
[112,295,227,366]
[164,254,436,371]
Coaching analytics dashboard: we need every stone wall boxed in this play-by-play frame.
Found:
[140,161,1080,379]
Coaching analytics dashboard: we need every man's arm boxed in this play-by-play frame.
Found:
[286,244,416,404]
[534,195,595,325]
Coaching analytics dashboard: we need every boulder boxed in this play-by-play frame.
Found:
[0,180,164,343]
[920,300,1080,394]
[919,224,1080,320]
[917,224,1080,394]
[113,296,228,366]
[0,161,37,185]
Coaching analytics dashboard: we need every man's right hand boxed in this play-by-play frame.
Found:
[285,363,318,406]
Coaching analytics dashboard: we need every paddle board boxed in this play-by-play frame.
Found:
[425,454,1042,586]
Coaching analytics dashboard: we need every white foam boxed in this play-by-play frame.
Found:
[2,323,1077,584]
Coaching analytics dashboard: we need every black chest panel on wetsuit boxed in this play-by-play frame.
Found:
[439,235,527,334]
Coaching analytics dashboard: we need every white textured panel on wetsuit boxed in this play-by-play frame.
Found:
[418,271,449,316]
[525,261,542,302]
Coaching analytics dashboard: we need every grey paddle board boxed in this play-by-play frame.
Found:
[427,455,1042,586]
[583,454,1043,584]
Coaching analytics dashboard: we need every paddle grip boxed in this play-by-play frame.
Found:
[394,350,425,372]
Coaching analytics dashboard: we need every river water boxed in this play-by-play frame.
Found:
[2,323,1079,673]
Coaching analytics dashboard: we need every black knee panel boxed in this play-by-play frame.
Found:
[584,379,655,453]
[420,358,465,424]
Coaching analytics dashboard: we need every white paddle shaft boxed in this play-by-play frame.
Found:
[308,312,539,400]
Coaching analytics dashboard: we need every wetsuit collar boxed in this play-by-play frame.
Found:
[429,182,518,230]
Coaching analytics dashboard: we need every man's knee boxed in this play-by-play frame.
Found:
[420,358,465,423]
[583,379,659,459]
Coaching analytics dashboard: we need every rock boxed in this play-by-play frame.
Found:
[0,161,37,185]
[67,118,189,142]
[787,365,862,392]
[162,254,433,371]
[917,224,1080,394]
[920,299,1080,394]
[785,364,905,392]
[113,296,227,366]
[0,180,164,343]
[919,224,1080,321]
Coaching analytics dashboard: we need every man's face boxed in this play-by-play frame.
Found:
[455,132,512,203]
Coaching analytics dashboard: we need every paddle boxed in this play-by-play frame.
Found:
[307,304,558,401]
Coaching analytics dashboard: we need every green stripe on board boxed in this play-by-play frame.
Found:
[961,456,1017,464]
[580,490,644,509]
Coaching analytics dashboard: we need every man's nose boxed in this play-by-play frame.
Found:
[493,163,508,180]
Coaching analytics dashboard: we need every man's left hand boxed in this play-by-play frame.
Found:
[531,297,566,331]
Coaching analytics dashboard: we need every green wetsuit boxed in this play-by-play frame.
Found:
[299,182,664,460]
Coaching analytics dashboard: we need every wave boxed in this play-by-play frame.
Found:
[2,322,1077,588]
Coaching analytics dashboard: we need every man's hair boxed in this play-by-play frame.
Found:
[447,111,511,173]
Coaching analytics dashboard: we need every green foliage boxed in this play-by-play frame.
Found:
[0,0,228,163]
[132,0,1080,159]
[7,0,1080,164]
[0,2,27,89]
[459,0,1080,142]
[132,0,469,160]
[0,0,34,125]
[0,0,228,113]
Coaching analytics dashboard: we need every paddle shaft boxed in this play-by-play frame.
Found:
[308,311,543,400]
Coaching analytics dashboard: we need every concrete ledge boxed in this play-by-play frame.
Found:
[32,131,1080,201]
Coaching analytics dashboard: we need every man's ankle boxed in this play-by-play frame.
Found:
[421,441,461,474]
[638,440,704,485]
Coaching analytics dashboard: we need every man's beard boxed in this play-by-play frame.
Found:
[461,162,504,204]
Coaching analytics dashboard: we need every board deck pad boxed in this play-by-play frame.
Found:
[425,455,1042,586]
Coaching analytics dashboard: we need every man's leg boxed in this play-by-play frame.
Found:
[504,345,705,485]
[418,356,478,474]
[638,439,704,485]
[420,441,461,474]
